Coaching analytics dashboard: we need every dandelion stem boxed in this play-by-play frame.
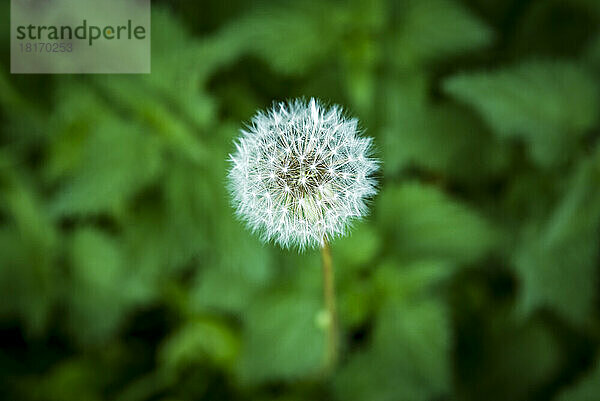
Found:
[321,239,338,371]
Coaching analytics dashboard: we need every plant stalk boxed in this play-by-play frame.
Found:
[321,239,338,371]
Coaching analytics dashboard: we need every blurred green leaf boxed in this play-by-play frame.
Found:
[67,229,144,345]
[336,257,452,401]
[191,234,273,315]
[374,259,455,302]
[444,60,599,166]
[338,277,374,330]
[160,160,214,268]
[190,199,274,314]
[211,1,347,75]
[463,318,563,401]
[393,0,493,67]
[0,67,33,115]
[376,183,497,264]
[334,223,381,273]
[236,289,325,383]
[25,358,103,401]
[50,120,162,216]
[45,83,110,182]
[584,33,600,73]
[145,8,217,127]
[0,167,56,334]
[159,318,238,373]
[514,153,600,324]
[381,78,508,179]
[335,299,450,401]
[555,358,600,401]
[93,76,210,163]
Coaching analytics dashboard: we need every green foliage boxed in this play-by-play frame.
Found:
[336,261,451,401]
[212,1,348,76]
[555,357,600,401]
[1,1,600,400]
[236,289,325,383]
[27,357,105,401]
[514,153,600,325]
[0,169,56,334]
[66,228,149,345]
[464,318,564,401]
[392,0,494,67]
[334,223,381,272]
[376,183,497,264]
[336,301,450,401]
[381,94,509,180]
[444,60,599,166]
[51,120,162,216]
[159,318,239,372]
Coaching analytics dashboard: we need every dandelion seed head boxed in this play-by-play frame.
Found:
[228,98,379,249]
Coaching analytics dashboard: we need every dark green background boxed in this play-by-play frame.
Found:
[1,0,600,400]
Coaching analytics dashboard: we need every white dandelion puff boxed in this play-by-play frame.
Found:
[228,98,379,250]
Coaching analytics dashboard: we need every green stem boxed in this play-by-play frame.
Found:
[321,239,338,371]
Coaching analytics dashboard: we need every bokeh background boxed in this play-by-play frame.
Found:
[1,0,600,400]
